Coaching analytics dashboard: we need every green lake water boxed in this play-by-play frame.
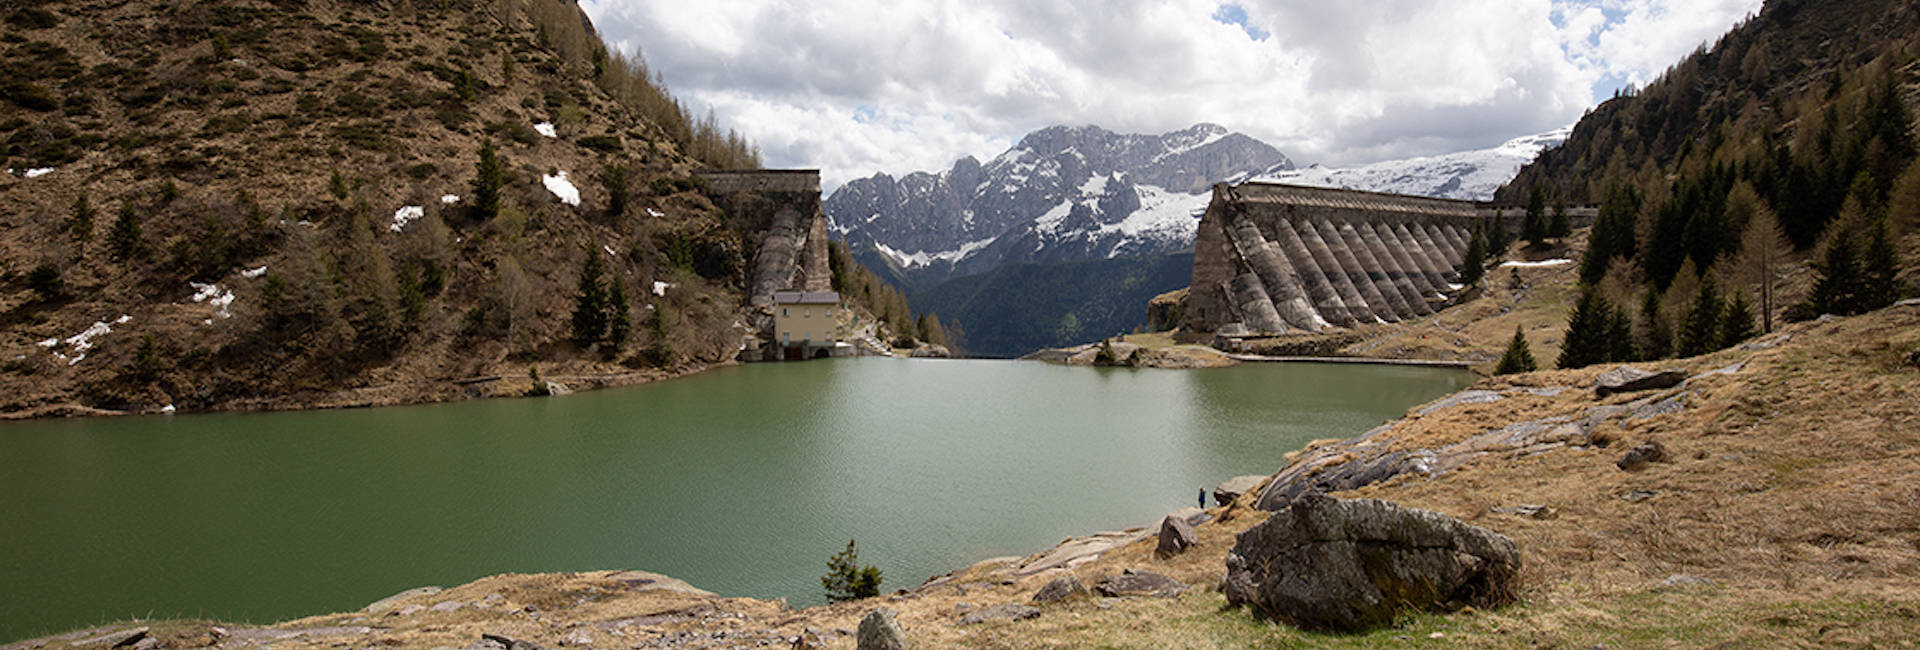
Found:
[0,358,1472,642]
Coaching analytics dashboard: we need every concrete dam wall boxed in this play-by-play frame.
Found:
[1185,182,1505,335]
[695,170,833,307]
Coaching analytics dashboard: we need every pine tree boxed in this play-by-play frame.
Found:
[605,164,629,219]
[821,539,882,603]
[1459,230,1488,287]
[1718,290,1757,349]
[1558,288,1614,369]
[107,202,142,261]
[1861,218,1902,311]
[1606,303,1638,363]
[1495,326,1538,375]
[1549,196,1571,241]
[1805,224,1866,316]
[1638,285,1672,360]
[472,138,504,221]
[130,334,161,384]
[1677,277,1723,357]
[604,277,632,352]
[1487,215,1510,260]
[571,254,609,345]
[1522,187,1548,248]
[67,195,94,244]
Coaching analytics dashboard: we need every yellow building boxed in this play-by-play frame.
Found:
[772,291,840,350]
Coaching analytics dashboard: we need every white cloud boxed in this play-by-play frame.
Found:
[579,0,1759,191]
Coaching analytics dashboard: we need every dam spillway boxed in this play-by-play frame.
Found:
[1184,182,1511,335]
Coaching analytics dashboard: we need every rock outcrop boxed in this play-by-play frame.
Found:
[1224,493,1520,631]
[1096,569,1187,598]
[1213,475,1267,506]
[1030,574,1090,603]
[1593,366,1687,396]
[856,609,908,650]
[957,604,1040,625]
[1154,515,1197,559]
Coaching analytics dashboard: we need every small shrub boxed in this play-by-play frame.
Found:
[577,134,620,153]
[405,162,437,180]
[6,8,60,30]
[3,81,59,111]
[821,539,882,603]
[25,263,62,300]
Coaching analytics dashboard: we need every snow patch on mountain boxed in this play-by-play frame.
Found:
[875,236,1000,269]
[1255,126,1572,201]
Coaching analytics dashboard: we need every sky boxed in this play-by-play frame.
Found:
[578,0,1764,191]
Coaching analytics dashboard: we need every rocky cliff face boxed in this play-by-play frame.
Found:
[824,124,1292,288]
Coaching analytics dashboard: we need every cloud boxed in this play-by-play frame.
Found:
[579,0,1760,191]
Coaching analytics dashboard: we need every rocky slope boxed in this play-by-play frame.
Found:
[0,0,781,417]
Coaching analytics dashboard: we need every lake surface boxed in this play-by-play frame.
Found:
[0,358,1472,642]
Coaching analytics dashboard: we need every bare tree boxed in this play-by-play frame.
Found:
[1732,189,1789,333]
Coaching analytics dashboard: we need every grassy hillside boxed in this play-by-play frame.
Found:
[911,253,1193,358]
[0,0,767,416]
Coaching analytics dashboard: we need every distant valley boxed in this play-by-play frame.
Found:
[827,124,1572,357]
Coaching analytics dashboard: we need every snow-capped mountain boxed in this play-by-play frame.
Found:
[824,124,1290,288]
[825,124,1570,289]
[1253,126,1573,200]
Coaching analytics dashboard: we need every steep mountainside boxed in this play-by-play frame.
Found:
[0,0,780,417]
[1500,0,1920,204]
[825,124,1289,290]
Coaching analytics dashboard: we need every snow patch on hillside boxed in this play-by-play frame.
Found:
[874,236,999,268]
[543,172,580,206]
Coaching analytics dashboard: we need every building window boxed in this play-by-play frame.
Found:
[782,333,790,344]
[781,307,789,317]
[804,307,811,317]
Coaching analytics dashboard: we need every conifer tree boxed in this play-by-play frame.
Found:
[1638,285,1672,360]
[1678,277,1723,357]
[1522,187,1548,248]
[1718,290,1757,349]
[1861,218,1902,310]
[107,201,142,261]
[1459,230,1488,287]
[1606,303,1638,363]
[1487,215,1510,260]
[472,138,504,221]
[1558,287,1614,369]
[1735,196,1789,332]
[571,254,609,345]
[821,539,882,603]
[1495,326,1538,375]
[605,164,629,219]
[1549,196,1571,241]
[1805,223,1866,316]
[605,277,632,352]
[67,195,93,244]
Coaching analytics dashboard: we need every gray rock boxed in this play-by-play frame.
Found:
[1490,504,1557,520]
[1740,333,1791,350]
[1658,574,1715,588]
[481,634,547,650]
[856,608,908,650]
[1256,448,1425,511]
[790,630,825,649]
[1164,506,1212,527]
[1616,442,1668,471]
[909,344,951,359]
[1414,390,1505,416]
[1096,569,1187,598]
[1155,515,1197,559]
[1629,394,1686,420]
[1213,475,1267,506]
[560,630,593,647]
[1594,367,1686,396]
[1030,574,1090,603]
[1622,489,1659,503]
[430,599,467,612]
[74,628,146,648]
[957,603,1041,625]
[1224,493,1521,632]
[364,586,443,614]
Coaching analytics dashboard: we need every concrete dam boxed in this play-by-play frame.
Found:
[1184,182,1572,335]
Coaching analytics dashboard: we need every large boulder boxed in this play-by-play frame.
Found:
[856,608,908,650]
[1155,515,1197,559]
[1031,573,1090,603]
[1096,569,1186,598]
[1224,493,1520,632]
[1213,475,1267,506]
[1593,366,1686,396]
